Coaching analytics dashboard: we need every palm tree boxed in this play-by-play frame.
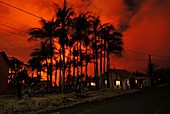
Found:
[28,19,58,88]
[98,24,112,88]
[55,0,75,93]
[67,38,75,78]
[55,60,59,87]
[105,26,123,87]
[90,16,109,88]
[29,42,51,90]
[83,37,91,81]
[28,56,43,79]
[72,12,91,86]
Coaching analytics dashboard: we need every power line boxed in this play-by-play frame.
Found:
[126,49,170,59]
[152,59,170,63]
[151,54,170,59]
[0,15,30,28]
[0,22,27,33]
[0,0,43,19]
[126,49,147,55]
[0,28,26,38]
[0,19,30,29]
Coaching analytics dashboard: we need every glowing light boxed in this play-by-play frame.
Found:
[90,82,96,86]
[105,80,107,85]
[116,80,120,86]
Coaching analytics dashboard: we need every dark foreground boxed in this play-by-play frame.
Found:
[44,85,170,114]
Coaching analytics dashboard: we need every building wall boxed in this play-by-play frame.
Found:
[109,72,122,89]
[0,55,9,92]
[108,71,130,89]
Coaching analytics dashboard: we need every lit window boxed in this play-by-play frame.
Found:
[116,80,120,86]
[135,79,138,84]
[105,80,107,85]
[91,82,96,86]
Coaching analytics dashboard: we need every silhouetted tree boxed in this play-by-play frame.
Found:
[28,19,58,88]
[90,16,101,88]
[105,26,123,87]
[29,42,51,91]
[9,57,24,86]
[72,12,91,86]
[55,0,75,93]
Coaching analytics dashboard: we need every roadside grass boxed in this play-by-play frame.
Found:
[0,89,140,114]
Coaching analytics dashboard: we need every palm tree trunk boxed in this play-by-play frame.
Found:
[37,69,39,79]
[80,41,83,86]
[107,49,110,88]
[73,47,76,77]
[59,49,62,92]
[61,44,65,94]
[69,47,71,77]
[100,38,102,89]
[46,59,49,93]
[77,41,79,77]
[49,36,53,88]
[92,36,96,85]
[95,36,99,89]
[85,46,88,82]
[73,56,76,77]
[103,38,106,74]
[55,65,57,87]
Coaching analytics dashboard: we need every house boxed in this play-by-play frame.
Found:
[135,75,151,88]
[102,69,135,89]
[0,51,10,92]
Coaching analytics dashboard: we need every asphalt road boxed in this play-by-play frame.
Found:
[47,85,170,114]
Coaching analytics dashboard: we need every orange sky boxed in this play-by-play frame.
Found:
[0,0,170,72]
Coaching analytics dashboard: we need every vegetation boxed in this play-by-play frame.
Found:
[27,0,123,93]
[0,89,139,114]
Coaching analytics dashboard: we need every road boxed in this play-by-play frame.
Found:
[45,85,170,114]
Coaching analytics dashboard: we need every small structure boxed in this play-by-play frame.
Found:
[102,69,135,89]
[0,51,10,92]
[135,75,151,89]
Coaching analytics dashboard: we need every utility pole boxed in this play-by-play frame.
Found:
[148,54,154,87]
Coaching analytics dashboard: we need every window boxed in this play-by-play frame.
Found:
[116,80,121,86]
[105,80,107,85]
[90,82,96,86]
[135,79,138,84]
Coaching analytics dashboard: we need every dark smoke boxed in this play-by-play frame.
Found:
[119,0,145,32]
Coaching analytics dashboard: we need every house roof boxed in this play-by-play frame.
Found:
[0,51,10,65]
[109,69,134,78]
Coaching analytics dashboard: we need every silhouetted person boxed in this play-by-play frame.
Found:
[16,73,22,99]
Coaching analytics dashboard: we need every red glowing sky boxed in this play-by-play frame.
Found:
[0,0,170,72]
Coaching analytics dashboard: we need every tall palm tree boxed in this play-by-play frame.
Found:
[28,19,58,88]
[55,60,59,87]
[28,56,43,79]
[55,0,75,93]
[104,26,123,87]
[98,24,112,88]
[29,42,51,90]
[72,12,91,86]
[83,36,92,82]
[90,16,110,88]
[67,38,75,78]
[90,16,102,88]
